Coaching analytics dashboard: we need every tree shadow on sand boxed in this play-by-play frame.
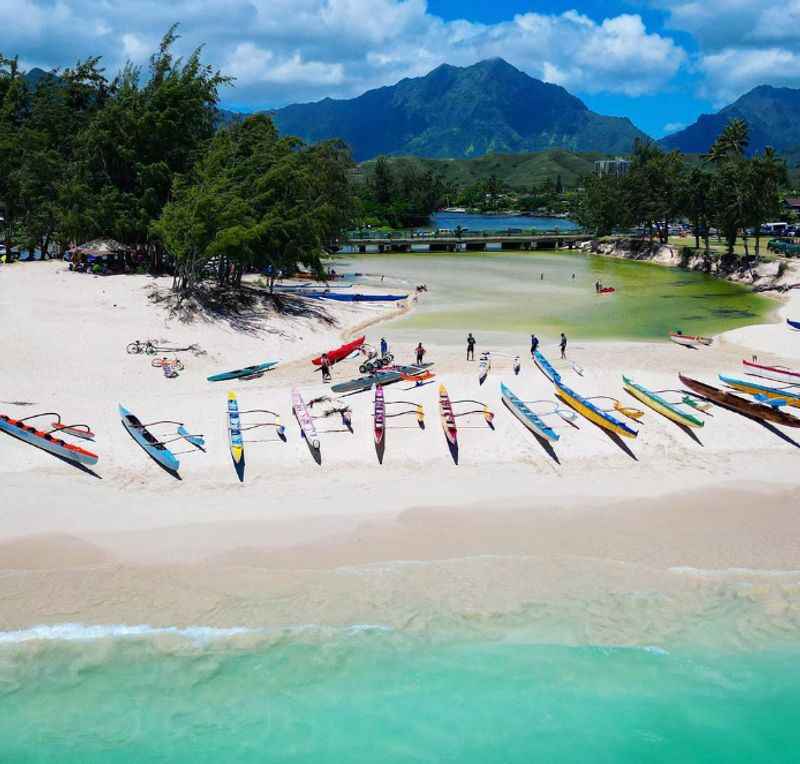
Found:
[146,284,338,335]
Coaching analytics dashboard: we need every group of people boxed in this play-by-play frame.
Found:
[466,332,568,360]
[318,337,427,383]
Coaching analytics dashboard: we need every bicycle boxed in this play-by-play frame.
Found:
[127,339,157,355]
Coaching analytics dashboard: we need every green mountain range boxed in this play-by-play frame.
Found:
[661,85,800,164]
[271,58,647,162]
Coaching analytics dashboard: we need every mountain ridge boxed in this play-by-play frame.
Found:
[270,58,648,161]
[661,85,800,160]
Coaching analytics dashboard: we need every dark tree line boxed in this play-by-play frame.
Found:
[575,120,788,256]
[0,27,356,293]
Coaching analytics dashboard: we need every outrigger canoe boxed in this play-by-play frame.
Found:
[742,361,800,386]
[554,381,638,439]
[500,383,559,442]
[312,336,365,366]
[292,388,320,449]
[227,392,244,477]
[532,350,561,383]
[331,365,429,395]
[719,375,800,408]
[669,333,713,347]
[438,384,458,446]
[305,292,407,302]
[207,362,277,382]
[622,376,704,428]
[0,412,99,466]
[374,385,386,446]
[788,319,800,331]
[478,353,491,384]
[119,404,180,471]
[679,374,800,428]
[742,359,800,386]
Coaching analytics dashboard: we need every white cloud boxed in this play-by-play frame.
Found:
[3,1,686,108]
[664,122,686,133]
[655,0,800,101]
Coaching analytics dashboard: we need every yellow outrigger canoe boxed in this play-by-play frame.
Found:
[719,375,800,408]
[623,376,704,428]
[554,380,638,439]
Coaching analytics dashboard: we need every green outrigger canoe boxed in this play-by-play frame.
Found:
[622,376,704,428]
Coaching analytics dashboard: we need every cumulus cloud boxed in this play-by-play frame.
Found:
[663,122,686,133]
[655,0,800,101]
[3,0,686,107]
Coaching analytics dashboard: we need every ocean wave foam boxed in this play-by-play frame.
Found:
[0,622,394,645]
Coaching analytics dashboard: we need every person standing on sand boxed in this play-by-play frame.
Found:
[320,353,332,383]
[560,333,568,359]
[530,334,539,356]
[416,342,426,365]
[380,337,388,357]
[466,333,476,361]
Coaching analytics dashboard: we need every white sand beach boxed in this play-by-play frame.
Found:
[1,259,799,644]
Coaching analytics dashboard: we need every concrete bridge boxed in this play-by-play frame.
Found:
[337,231,592,254]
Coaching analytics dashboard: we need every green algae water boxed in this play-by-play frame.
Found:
[2,629,799,762]
[341,253,775,343]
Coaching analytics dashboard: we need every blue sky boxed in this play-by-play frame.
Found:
[7,0,800,138]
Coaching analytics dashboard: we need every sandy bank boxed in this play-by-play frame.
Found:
[1,259,799,640]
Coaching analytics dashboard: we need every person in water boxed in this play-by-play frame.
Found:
[320,353,332,382]
[530,334,540,356]
[595,281,601,293]
[560,333,568,359]
[466,333,476,361]
[416,342,426,365]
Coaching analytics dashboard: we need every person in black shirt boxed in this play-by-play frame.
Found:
[466,333,476,361]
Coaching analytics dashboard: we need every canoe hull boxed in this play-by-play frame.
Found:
[312,336,365,366]
[207,362,277,382]
[719,375,800,408]
[306,292,407,302]
[119,404,180,471]
[374,385,385,446]
[500,383,559,442]
[787,319,800,330]
[292,389,320,450]
[227,392,244,478]
[670,333,712,347]
[554,382,638,439]
[622,376,703,428]
[532,351,561,383]
[0,414,99,466]
[679,374,800,427]
[438,384,458,446]
[742,359,800,386]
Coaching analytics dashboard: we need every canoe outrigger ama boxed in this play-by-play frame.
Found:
[119,404,205,473]
[0,410,98,466]
[373,384,424,454]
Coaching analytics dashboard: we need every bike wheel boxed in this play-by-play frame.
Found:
[359,364,368,374]
[145,343,157,355]
[127,342,141,354]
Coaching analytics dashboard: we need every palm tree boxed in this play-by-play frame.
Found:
[705,118,750,163]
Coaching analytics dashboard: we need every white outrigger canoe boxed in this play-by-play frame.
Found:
[291,388,320,450]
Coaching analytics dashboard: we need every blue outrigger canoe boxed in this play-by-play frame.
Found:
[532,350,561,383]
[304,292,408,302]
[207,361,278,382]
[788,319,800,331]
[119,404,180,472]
[500,383,559,442]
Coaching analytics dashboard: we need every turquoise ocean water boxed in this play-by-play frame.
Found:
[2,627,799,762]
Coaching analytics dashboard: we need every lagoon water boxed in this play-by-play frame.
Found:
[2,629,799,762]
[342,252,775,345]
[429,211,578,231]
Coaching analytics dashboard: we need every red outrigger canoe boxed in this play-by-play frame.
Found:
[374,385,386,446]
[0,413,98,465]
[312,336,365,366]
